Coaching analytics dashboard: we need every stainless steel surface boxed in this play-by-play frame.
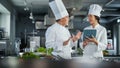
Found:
[29,36,40,52]
[117,24,120,55]
[0,40,9,56]
[0,41,6,50]
[113,23,120,55]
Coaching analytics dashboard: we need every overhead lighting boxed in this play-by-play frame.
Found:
[105,0,114,6]
[24,0,27,5]
[29,12,33,19]
[24,0,29,11]
[117,19,120,23]
[72,8,76,11]
[32,20,35,24]
[24,7,29,11]
[29,16,33,19]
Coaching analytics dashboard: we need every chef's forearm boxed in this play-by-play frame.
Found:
[94,40,98,45]
[72,36,79,42]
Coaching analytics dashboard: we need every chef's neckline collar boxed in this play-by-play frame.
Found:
[90,24,100,29]
[56,22,66,28]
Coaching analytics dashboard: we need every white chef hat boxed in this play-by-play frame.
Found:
[49,0,69,20]
[88,4,102,17]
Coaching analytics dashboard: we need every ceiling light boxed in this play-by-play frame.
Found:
[105,0,114,6]
[24,7,29,11]
[73,8,76,11]
[29,16,33,19]
[117,19,120,23]
[32,20,35,24]
[24,0,27,6]
[29,12,33,19]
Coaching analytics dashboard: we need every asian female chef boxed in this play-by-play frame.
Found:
[80,4,107,63]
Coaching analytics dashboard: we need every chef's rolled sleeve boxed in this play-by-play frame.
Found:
[97,28,107,51]
[45,28,63,51]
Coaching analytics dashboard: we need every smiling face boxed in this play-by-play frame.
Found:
[58,16,69,26]
[88,14,96,25]
[62,16,69,26]
[88,14,98,25]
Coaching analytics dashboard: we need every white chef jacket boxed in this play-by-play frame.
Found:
[45,23,77,59]
[80,24,107,59]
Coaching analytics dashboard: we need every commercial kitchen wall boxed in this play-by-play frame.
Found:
[0,13,10,38]
[15,14,46,47]
[0,0,17,55]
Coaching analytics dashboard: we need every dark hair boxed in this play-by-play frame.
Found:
[56,19,60,22]
[94,15,100,24]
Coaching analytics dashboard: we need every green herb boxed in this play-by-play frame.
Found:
[47,48,54,56]
[22,52,39,60]
[37,47,47,53]
[36,47,54,56]
[77,48,83,55]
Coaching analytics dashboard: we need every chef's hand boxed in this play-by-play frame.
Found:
[86,35,98,45]
[83,39,89,48]
[63,38,71,46]
[72,31,82,42]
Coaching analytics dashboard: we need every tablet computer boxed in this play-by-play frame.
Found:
[83,29,97,41]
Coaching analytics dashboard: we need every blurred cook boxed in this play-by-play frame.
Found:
[45,0,81,59]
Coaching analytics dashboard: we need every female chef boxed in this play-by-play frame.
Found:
[80,4,107,62]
